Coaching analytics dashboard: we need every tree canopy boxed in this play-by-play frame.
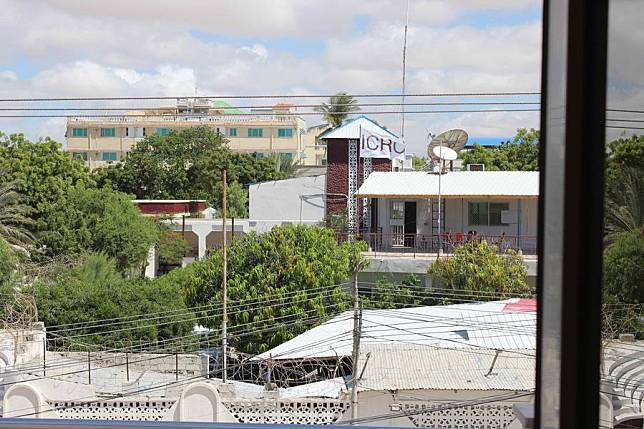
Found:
[314,92,360,128]
[603,229,643,305]
[428,240,532,296]
[184,225,365,353]
[93,127,288,214]
[32,253,194,350]
[460,128,540,171]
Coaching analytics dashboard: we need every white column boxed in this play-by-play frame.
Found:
[198,232,207,260]
[144,246,156,279]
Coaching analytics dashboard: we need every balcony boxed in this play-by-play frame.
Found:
[338,231,538,257]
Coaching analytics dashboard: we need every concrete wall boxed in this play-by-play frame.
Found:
[249,175,327,222]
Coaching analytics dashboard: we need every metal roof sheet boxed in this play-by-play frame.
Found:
[319,116,398,140]
[256,299,536,361]
[355,171,540,198]
[357,343,535,391]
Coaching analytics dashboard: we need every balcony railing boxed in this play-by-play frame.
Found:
[337,231,538,257]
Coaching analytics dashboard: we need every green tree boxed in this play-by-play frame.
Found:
[0,179,33,247]
[603,230,644,305]
[606,135,644,186]
[157,229,190,266]
[605,167,644,245]
[44,186,160,274]
[32,253,194,350]
[314,92,360,128]
[94,127,288,214]
[460,128,540,171]
[185,225,365,353]
[0,238,18,285]
[428,241,532,296]
[0,133,93,249]
[412,156,428,171]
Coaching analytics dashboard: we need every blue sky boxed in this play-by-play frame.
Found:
[0,0,547,154]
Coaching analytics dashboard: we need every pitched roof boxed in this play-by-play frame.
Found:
[355,171,540,198]
[358,343,535,391]
[319,116,398,140]
[256,299,536,361]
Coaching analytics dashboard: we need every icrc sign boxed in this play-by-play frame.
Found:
[360,128,406,160]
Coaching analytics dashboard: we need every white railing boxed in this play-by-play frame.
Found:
[68,115,301,125]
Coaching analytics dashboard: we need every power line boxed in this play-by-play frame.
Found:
[0,108,542,118]
[0,91,541,103]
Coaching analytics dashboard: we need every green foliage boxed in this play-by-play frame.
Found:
[184,225,366,353]
[0,133,93,247]
[217,181,248,219]
[606,135,644,185]
[361,274,434,309]
[605,166,644,244]
[412,156,428,172]
[157,230,190,266]
[314,92,360,128]
[93,127,288,214]
[33,253,194,350]
[428,241,532,296]
[0,179,34,246]
[43,186,160,273]
[460,128,540,171]
[604,230,644,305]
[0,238,17,285]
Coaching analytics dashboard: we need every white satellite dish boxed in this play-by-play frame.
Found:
[427,129,468,160]
[432,146,458,161]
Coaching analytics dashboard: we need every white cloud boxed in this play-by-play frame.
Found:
[0,71,17,80]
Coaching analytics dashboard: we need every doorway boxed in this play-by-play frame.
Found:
[404,201,417,247]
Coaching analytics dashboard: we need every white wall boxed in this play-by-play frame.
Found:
[375,197,538,238]
[249,175,326,222]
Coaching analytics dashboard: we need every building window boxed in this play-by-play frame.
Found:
[390,201,404,220]
[71,128,88,137]
[280,152,294,161]
[228,128,237,137]
[321,158,327,166]
[72,152,88,161]
[101,152,118,162]
[142,128,146,137]
[468,202,510,226]
[248,128,263,137]
[277,128,293,137]
[100,128,116,137]
[156,127,171,136]
[254,152,265,159]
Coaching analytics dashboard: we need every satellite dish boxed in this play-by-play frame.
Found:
[432,146,458,161]
[427,129,468,160]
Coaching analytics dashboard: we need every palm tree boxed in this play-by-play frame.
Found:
[314,92,360,128]
[0,180,34,247]
[605,166,644,245]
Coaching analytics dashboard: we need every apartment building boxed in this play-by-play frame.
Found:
[65,99,327,169]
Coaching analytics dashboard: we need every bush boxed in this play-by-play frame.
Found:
[428,240,532,297]
[604,230,644,305]
[185,225,366,353]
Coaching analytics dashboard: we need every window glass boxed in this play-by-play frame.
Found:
[156,128,170,136]
[100,128,116,137]
[468,202,489,225]
[101,152,118,161]
[248,128,263,137]
[73,152,88,161]
[278,128,293,137]
[72,128,87,137]
[489,203,510,226]
[280,152,293,160]
[390,201,404,220]
[228,128,237,137]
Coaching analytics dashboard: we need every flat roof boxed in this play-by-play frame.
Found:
[356,171,539,199]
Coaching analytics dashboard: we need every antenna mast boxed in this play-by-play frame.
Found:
[401,0,411,138]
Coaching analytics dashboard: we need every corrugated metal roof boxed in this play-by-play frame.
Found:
[355,171,540,198]
[358,343,534,391]
[319,116,398,140]
[256,299,536,361]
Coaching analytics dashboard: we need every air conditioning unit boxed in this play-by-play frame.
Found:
[467,164,485,171]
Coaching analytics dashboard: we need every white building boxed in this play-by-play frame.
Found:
[356,171,539,255]
[249,175,327,225]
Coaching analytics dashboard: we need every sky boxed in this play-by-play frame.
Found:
[0,0,639,155]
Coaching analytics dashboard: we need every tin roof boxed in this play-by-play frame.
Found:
[355,171,539,198]
[358,343,535,391]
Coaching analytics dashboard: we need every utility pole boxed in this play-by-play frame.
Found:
[222,170,228,383]
[351,263,364,422]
